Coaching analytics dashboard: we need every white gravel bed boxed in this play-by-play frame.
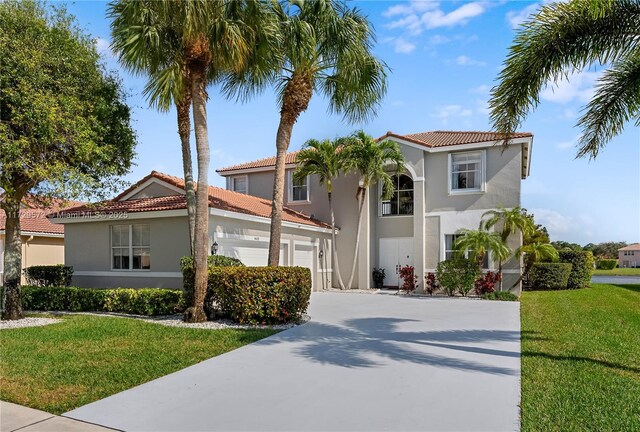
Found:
[28,310,307,330]
[0,317,62,330]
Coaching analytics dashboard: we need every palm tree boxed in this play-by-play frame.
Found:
[489,0,640,159]
[109,1,197,255]
[482,206,535,290]
[343,132,406,289]
[260,0,388,266]
[454,229,511,273]
[294,139,346,289]
[515,242,559,289]
[109,0,275,322]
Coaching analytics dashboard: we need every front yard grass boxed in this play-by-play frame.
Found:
[0,314,277,414]
[593,267,640,276]
[521,284,640,431]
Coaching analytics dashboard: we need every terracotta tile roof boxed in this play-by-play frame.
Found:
[379,130,533,148]
[216,130,533,174]
[0,194,84,235]
[618,243,640,251]
[216,151,300,173]
[53,171,332,230]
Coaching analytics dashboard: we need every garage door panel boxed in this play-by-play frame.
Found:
[218,239,285,266]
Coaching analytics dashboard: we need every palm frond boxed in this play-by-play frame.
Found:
[576,52,640,158]
[489,0,640,152]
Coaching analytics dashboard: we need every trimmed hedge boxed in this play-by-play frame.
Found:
[596,259,618,270]
[482,291,519,301]
[23,265,73,287]
[15,286,185,316]
[181,255,245,294]
[529,263,572,290]
[559,250,594,289]
[436,258,479,296]
[206,266,311,324]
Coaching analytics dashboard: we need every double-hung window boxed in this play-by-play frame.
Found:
[111,224,150,270]
[288,172,309,203]
[449,151,485,193]
[445,234,489,268]
[231,176,248,194]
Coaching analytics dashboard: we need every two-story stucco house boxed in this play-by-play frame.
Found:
[216,130,533,293]
[51,130,533,293]
[618,243,640,268]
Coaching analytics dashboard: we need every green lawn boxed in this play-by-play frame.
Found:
[521,284,640,431]
[593,267,640,276]
[0,315,277,414]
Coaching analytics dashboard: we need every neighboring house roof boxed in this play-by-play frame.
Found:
[52,171,332,230]
[0,195,84,236]
[618,243,640,251]
[377,130,533,148]
[216,151,301,174]
[216,130,533,175]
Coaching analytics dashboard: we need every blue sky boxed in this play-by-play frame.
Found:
[64,0,639,245]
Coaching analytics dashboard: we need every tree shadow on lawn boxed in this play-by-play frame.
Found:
[610,284,640,293]
[263,317,520,375]
[521,351,640,374]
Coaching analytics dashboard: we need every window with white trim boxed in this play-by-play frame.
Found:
[450,151,484,192]
[111,224,150,270]
[445,234,489,269]
[288,172,309,202]
[381,174,413,216]
[231,176,248,194]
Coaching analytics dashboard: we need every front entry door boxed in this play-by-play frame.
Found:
[379,238,413,288]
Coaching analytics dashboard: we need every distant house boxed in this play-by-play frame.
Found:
[618,243,640,268]
[0,196,83,283]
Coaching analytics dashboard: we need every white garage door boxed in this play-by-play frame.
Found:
[294,244,314,288]
[218,239,287,266]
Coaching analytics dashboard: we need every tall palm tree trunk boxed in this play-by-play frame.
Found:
[1,197,24,320]
[267,73,312,266]
[177,91,196,255]
[327,190,346,289]
[346,186,367,289]
[183,41,210,323]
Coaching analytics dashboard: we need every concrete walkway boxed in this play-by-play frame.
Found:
[0,401,116,431]
[64,293,521,431]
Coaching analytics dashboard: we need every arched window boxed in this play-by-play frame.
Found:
[381,174,413,216]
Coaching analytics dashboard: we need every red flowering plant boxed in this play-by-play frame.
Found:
[474,271,502,296]
[424,272,439,296]
[399,265,418,294]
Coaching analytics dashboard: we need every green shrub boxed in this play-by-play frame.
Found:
[559,250,594,289]
[23,265,73,287]
[529,263,572,290]
[595,259,618,270]
[436,258,479,296]
[206,266,311,324]
[180,255,244,294]
[12,286,185,316]
[482,291,519,301]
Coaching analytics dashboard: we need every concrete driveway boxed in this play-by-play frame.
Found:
[64,293,521,432]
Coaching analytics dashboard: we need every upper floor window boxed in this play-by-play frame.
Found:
[445,234,489,269]
[111,224,150,270]
[449,151,485,193]
[231,175,248,194]
[288,172,309,203]
[382,174,413,216]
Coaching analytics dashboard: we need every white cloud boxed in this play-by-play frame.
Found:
[393,38,417,54]
[431,104,473,123]
[559,108,577,120]
[541,70,601,104]
[422,2,486,29]
[469,84,490,94]
[556,135,580,150]
[390,100,406,107]
[506,3,540,29]
[475,98,491,115]
[384,1,486,35]
[95,37,113,58]
[530,208,573,235]
[454,55,487,66]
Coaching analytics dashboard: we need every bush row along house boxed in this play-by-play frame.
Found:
[50,130,534,293]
